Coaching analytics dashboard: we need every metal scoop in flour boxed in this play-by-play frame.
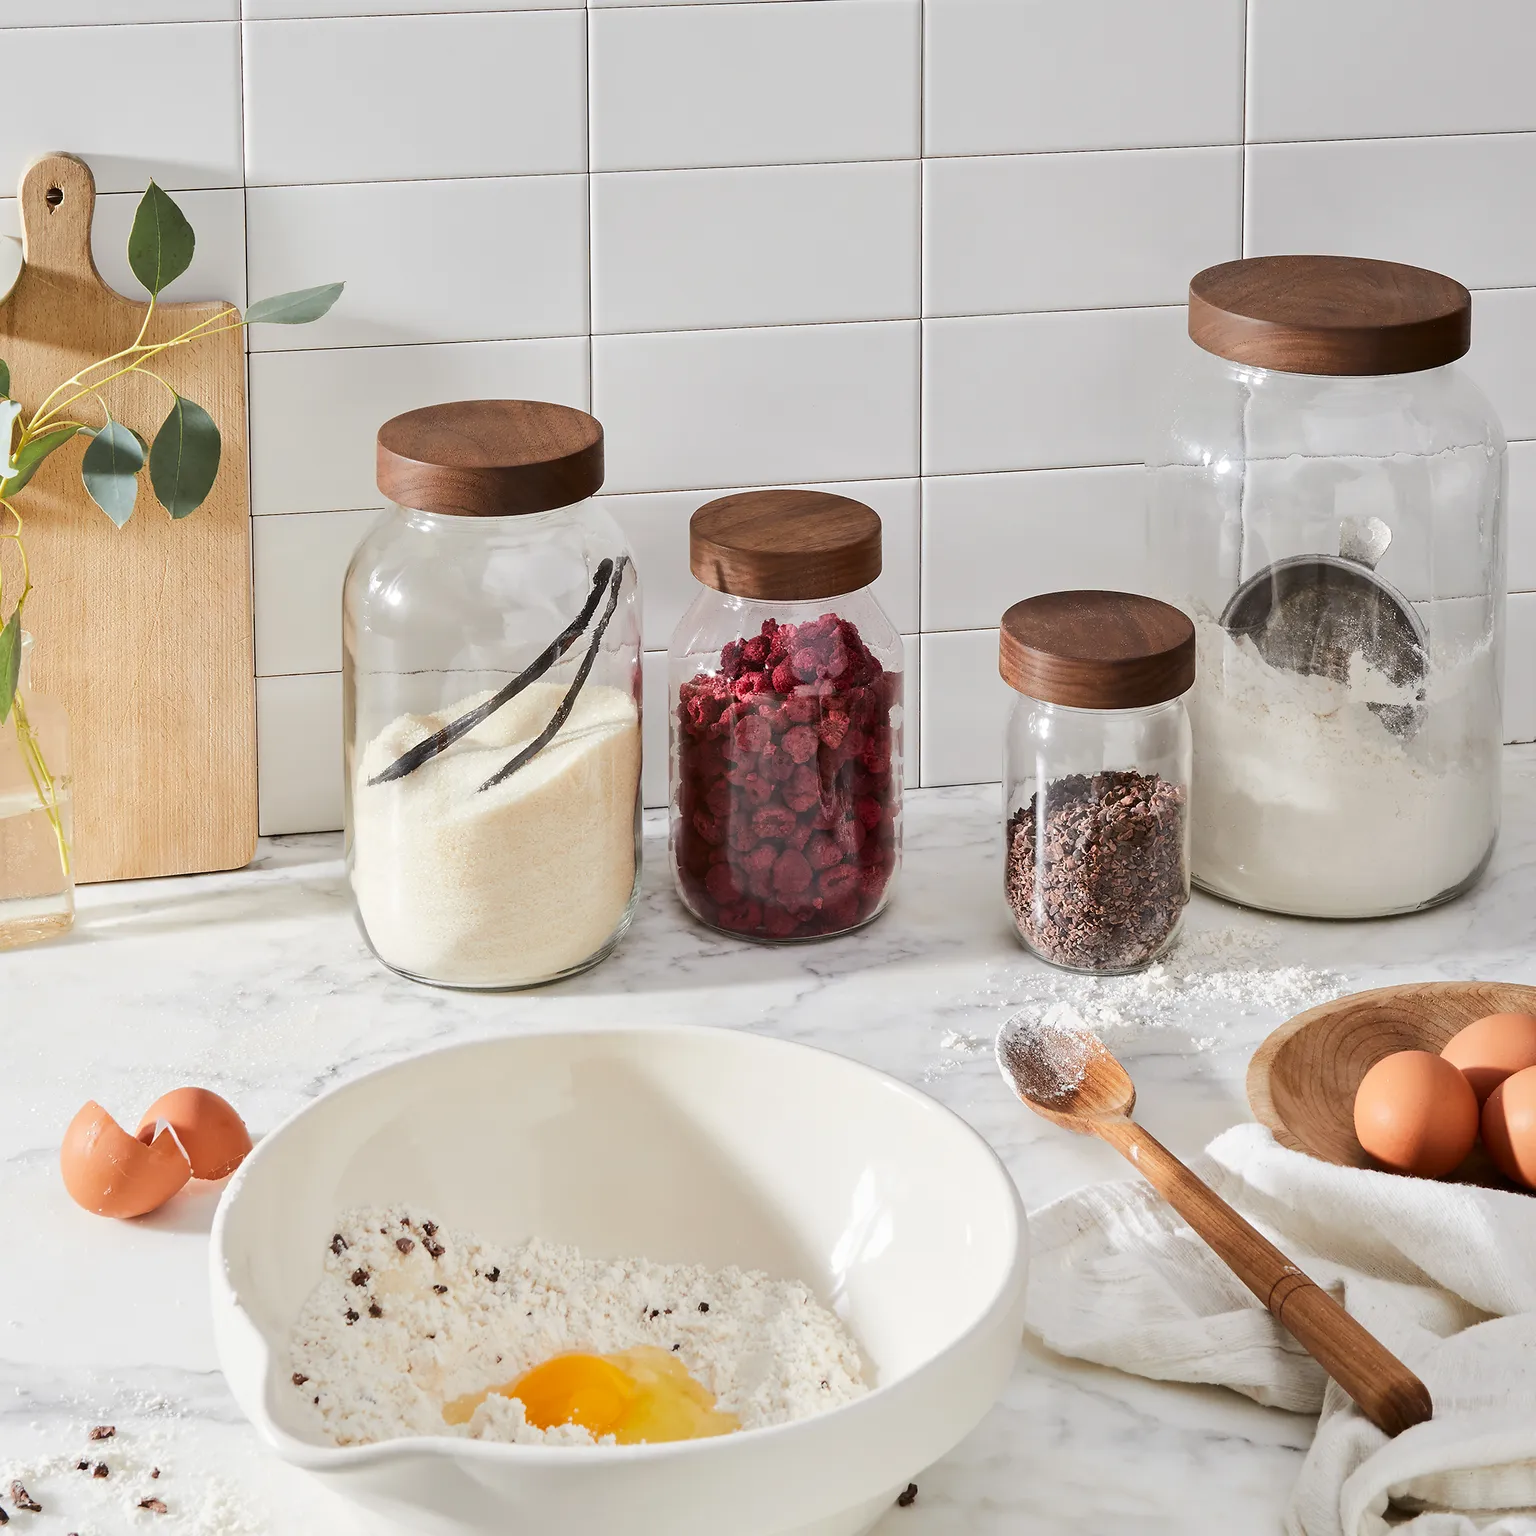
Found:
[1219,514,1427,738]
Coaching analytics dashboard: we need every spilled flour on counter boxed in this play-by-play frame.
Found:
[288,1209,868,1447]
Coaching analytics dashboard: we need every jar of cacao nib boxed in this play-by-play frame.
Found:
[669,489,903,942]
[1000,591,1195,975]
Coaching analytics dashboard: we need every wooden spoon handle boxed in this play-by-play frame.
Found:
[1098,1117,1432,1437]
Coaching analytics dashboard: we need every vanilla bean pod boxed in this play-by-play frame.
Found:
[369,558,614,786]
[479,556,629,793]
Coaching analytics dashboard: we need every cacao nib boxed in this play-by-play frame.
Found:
[673,615,899,941]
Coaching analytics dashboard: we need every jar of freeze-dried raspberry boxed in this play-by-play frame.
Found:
[670,490,904,942]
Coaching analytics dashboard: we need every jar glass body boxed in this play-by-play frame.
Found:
[0,633,74,949]
[343,499,642,989]
[1148,352,1506,918]
[1003,695,1191,974]
[668,589,903,941]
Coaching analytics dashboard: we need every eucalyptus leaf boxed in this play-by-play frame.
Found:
[149,394,220,519]
[81,419,145,528]
[0,359,9,398]
[3,424,78,495]
[0,607,20,727]
[244,282,344,326]
[127,181,195,298]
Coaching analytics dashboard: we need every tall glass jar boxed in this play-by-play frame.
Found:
[669,490,903,941]
[0,632,73,949]
[1149,256,1505,919]
[344,401,642,989]
[1001,592,1194,974]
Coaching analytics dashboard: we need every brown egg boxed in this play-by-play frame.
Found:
[1353,1050,1479,1179]
[136,1087,252,1181]
[60,1101,192,1218]
[1441,1013,1536,1105]
[1481,1066,1536,1189]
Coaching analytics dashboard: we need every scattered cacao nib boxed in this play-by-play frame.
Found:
[423,1238,444,1260]
[350,1268,370,1287]
[344,1308,359,1325]
[13,1480,42,1509]
[292,1373,309,1387]
[674,614,901,942]
[1005,771,1186,973]
[485,1267,500,1283]
[368,1302,383,1319]
[88,1425,116,1441]
[395,1237,415,1254]
[671,1343,681,1352]
[421,1221,437,1237]
[151,1468,160,1479]
[697,1302,710,1313]
[664,1308,672,1315]
[330,1234,347,1255]
[76,1460,91,1471]
[649,1309,660,1320]
[313,1397,319,1405]
[92,1464,108,1480]
[0,1508,8,1526]
[896,1483,918,1508]
[820,1380,829,1390]
[139,1497,169,1514]
[432,1285,448,1295]
[425,1332,436,1340]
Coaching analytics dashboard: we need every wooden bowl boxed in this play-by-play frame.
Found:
[1248,980,1536,1192]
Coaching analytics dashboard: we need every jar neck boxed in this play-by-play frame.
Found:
[1017,694,1188,723]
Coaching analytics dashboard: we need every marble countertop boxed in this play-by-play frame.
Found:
[6,755,1536,1535]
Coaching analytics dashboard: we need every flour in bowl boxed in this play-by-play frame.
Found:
[288,1209,869,1447]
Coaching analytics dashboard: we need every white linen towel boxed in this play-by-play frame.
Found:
[1026,1123,1536,1536]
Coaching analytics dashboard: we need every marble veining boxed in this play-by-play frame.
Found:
[5,754,1536,1532]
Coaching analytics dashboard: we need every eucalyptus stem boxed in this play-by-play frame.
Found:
[12,693,69,878]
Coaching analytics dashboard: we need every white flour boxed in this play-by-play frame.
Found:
[288,1209,868,1447]
[1187,615,1498,917]
[351,682,641,986]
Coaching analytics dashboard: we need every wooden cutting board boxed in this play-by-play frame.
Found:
[0,153,255,883]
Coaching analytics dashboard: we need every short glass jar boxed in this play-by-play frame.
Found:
[344,400,643,990]
[669,489,903,941]
[1148,256,1505,919]
[1000,591,1195,974]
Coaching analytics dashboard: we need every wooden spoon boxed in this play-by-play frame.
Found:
[997,1013,1433,1437]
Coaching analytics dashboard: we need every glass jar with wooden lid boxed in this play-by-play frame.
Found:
[344,399,642,990]
[1148,255,1505,919]
[1001,590,1194,975]
[669,489,903,941]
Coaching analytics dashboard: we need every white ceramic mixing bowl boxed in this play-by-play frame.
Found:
[211,1025,1028,1536]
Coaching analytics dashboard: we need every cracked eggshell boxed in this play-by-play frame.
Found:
[136,1086,252,1180]
[61,1101,192,1218]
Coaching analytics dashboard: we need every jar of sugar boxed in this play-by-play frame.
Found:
[344,400,642,989]
[1000,591,1195,975]
[1148,256,1506,919]
[669,490,904,942]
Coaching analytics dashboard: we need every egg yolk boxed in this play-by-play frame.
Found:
[442,1346,740,1444]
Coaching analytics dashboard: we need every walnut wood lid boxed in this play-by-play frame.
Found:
[999,591,1195,709]
[1189,256,1471,376]
[689,489,882,600]
[376,399,604,515]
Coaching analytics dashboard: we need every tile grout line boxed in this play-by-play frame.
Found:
[916,0,926,790]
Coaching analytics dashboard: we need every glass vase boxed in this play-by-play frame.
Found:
[0,633,74,948]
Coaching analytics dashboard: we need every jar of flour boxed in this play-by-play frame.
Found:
[1148,256,1505,919]
[344,401,642,988]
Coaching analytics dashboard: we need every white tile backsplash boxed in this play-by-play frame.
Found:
[924,0,1244,157]
[923,307,1191,477]
[243,12,587,186]
[246,177,588,350]
[14,0,1536,832]
[1247,0,1536,144]
[250,338,590,516]
[923,147,1240,317]
[1246,134,1536,292]
[590,0,921,172]
[593,161,919,333]
[594,322,919,494]
[0,24,242,193]
[922,466,1151,632]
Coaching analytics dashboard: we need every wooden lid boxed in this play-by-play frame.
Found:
[1188,256,1471,376]
[689,489,881,600]
[999,591,1195,709]
[376,399,604,515]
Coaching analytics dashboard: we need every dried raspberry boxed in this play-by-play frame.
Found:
[733,672,768,700]
[791,647,821,683]
[835,818,866,858]
[705,863,743,905]
[818,864,861,902]
[715,900,763,933]
[770,659,797,694]
[742,634,771,668]
[752,804,798,841]
[784,821,813,852]
[743,843,778,875]
[759,744,797,782]
[692,811,726,847]
[781,764,820,814]
[763,907,800,939]
[740,772,775,807]
[734,713,772,755]
[746,867,774,900]
[854,796,884,831]
[806,834,842,871]
[781,725,819,765]
[821,893,862,930]
[860,864,891,899]
[728,818,760,853]
[705,780,732,818]
[773,849,813,896]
